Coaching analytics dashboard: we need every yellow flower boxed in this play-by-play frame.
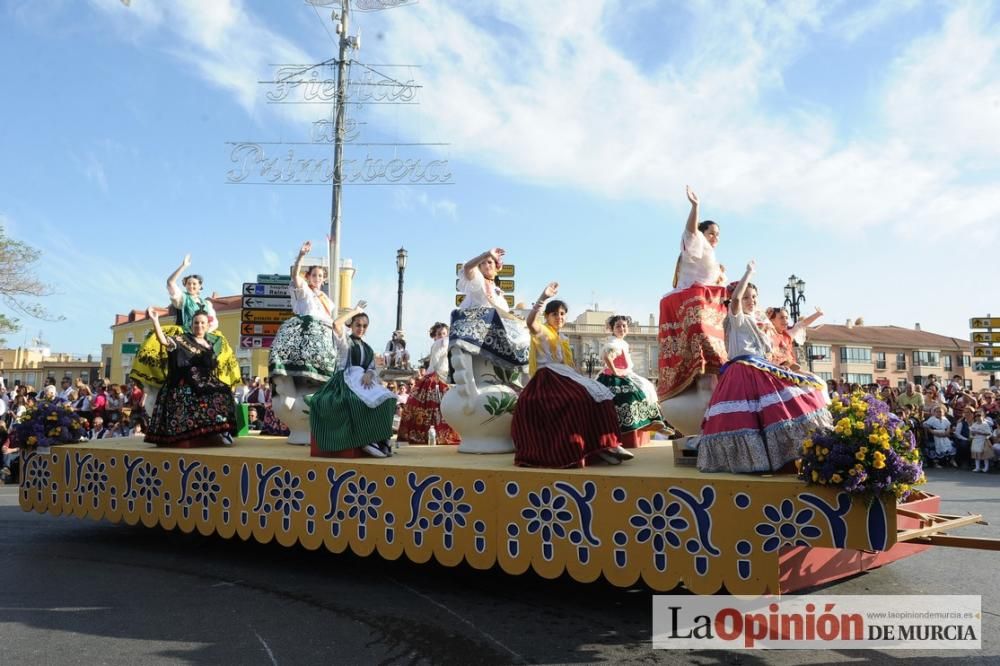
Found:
[27,436,37,445]
[855,451,866,461]
[811,470,819,482]
[47,413,58,421]
[882,441,891,451]
[831,473,843,483]
[873,459,886,469]
[855,463,865,471]
[802,438,814,449]
[860,446,869,454]
[821,447,829,455]
[869,434,881,444]
[848,468,857,476]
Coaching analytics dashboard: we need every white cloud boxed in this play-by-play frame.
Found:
[392,188,458,221]
[833,0,920,42]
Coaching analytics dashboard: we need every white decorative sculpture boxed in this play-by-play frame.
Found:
[272,376,315,445]
[440,349,523,454]
[659,374,716,447]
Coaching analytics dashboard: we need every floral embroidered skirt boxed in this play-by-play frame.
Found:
[596,371,664,438]
[397,372,461,444]
[513,366,621,468]
[449,307,529,371]
[130,325,242,389]
[697,356,831,473]
[268,315,338,383]
[145,378,236,445]
[260,404,290,436]
[657,285,728,401]
[306,369,397,452]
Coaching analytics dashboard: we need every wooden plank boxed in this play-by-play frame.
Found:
[908,535,1000,551]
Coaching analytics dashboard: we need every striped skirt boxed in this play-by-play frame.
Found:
[512,365,621,468]
[697,356,831,473]
[268,315,338,383]
[657,285,728,400]
[397,372,461,444]
[306,368,397,452]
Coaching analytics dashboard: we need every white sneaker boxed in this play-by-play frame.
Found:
[612,446,635,461]
[361,443,387,458]
[597,451,622,465]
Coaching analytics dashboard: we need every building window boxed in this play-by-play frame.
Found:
[807,345,831,361]
[912,351,939,367]
[943,355,952,371]
[816,372,833,381]
[896,353,906,370]
[957,354,971,368]
[897,379,909,389]
[874,352,886,370]
[844,373,873,385]
[840,347,871,363]
[965,380,974,390]
[913,375,923,388]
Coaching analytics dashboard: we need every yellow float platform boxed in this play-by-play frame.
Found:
[18,437,927,595]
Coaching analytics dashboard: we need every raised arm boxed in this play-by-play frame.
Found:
[333,300,367,338]
[292,241,311,290]
[146,307,170,347]
[526,282,558,336]
[729,261,755,316]
[796,306,824,330]
[684,186,700,235]
[167,254,191,306]
[462,247,504,280]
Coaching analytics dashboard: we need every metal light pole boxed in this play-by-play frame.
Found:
[783,275,807,324]
[395,247,407,331]
[327,0,355,311]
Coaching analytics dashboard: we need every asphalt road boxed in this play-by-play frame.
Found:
[1,467,998,665]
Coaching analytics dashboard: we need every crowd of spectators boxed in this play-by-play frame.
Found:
[828,374,1000,472]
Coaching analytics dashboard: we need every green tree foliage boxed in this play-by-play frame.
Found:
[0,225,61,345]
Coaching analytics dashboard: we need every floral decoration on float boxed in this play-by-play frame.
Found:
[798,393,926,502]
[11,401,87,453]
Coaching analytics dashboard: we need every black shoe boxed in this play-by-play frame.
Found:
[378,440,394,457]
[221,433,234,447]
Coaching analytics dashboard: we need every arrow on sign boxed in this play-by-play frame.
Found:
[242,296,292,310]
[973,361,1000,372]
[240,335,275,349]
[243,283,290,297]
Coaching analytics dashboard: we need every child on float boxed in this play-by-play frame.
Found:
[969,409,992,472]
[397,322,461,445]
[597,314,668,448]
[765,305,824,373]
[512,282,631,467]
[922,404,957,468]
[696,261,831,474]
[306,302,398,458]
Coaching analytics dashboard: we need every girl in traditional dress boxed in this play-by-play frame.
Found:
[512,282,630,468]
[306,302,398,458]
[269,241,339,384]
[450,247,529,372]
[765,306,824,372]
[143,306,236,447]
[130,255,241,392]
[923,405,957,468]
[397,322,461,445]
[658,187,728,402]
[597,315,667,448]
[970,409,993,472]
[697,261,831,474]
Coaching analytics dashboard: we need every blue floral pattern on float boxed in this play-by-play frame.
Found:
[754,499,824,552]
[406,473,473,549]
[339,474,381,540]
[629,493,689,572]
[516,481,600,563]
[23,452,50,497]
[270,469,306,531]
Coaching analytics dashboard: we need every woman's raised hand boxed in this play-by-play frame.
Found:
[686,186,699,206]
[355,300,368,312]
[146,306,159,321]
[746,260,756,274]
[814,306,824,316]
[300,241,312,256]
[181,254,191,268]
[543,281,559,299]
[489,247,506,262]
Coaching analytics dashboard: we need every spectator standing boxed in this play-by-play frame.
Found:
[923,405,957,468]
[234,377,251,404]
[970,410,993,472]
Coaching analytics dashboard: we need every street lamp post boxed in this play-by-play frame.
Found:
[783,275,807,324]
[395,247,407,332]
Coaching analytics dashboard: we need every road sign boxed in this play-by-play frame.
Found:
[241,309,294,324]
[454,294,515,308]
[970,317,1000,329]
[241,322,282,336]
[971,331,1000,343]
[455,263,515,278]
[973,346,1000,358]
[120,342,140,355]
[256,273,290,284]
[243,282,289,297]
[973,361,1000,372]
[455,278,515,293]
[242,296,292,310]
[240,336,275,349]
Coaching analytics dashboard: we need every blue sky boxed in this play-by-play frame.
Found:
[3,0,1000,360]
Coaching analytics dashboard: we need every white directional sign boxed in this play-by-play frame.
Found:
[240,335,275,349]
[243,282,289,297]
[242,296,292,310]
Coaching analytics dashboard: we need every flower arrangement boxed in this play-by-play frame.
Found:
[798,392,925,501]
[11,400,86,452]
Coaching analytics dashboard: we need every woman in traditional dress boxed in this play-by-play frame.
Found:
[450,247,529,373]
[259,378,291,436]
[697,261,831,474]
[597,315,667,448]
[397,322,461,444]
[269,241,338,384]
[512,282,631,468]
[130,255,241,392]
[765,306,824,372]
[657,187,728,402]
[143,306,236,447]
[306,302,398,458]
[923,404,957,468]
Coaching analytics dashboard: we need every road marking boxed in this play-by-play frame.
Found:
[251,626,279,666]
[389,577,524,662]
[0,606,111,612]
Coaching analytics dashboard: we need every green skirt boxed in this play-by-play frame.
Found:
[306,370,397,451]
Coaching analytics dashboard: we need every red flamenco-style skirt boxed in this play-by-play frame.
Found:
[396,372,461,444]
[512,366,622,468]
[696,356,831,474]
[657,285,728,401]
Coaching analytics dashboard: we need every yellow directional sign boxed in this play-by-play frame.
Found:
[971,331,1000,343]
[973,346,1000,358]
[242,309,294,324]
[455,263,515,277]
[455,294,515,308]
[970,317,1000,329]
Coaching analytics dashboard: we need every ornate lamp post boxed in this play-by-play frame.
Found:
[783,275,806,324]
[395,247,407,331]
